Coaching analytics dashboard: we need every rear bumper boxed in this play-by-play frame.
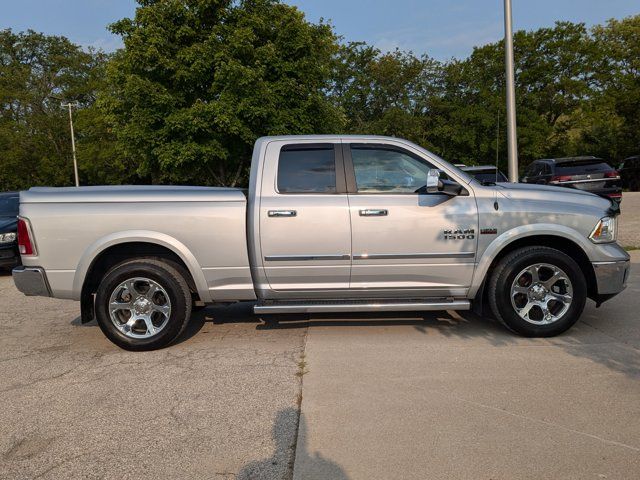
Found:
[556,184,623,202]
[12,266,52,297]
[592,259,630,303]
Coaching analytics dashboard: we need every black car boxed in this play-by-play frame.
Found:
[0,192,20,270]
[461,165,508,183]
[521,156,622,203]
[619,155,640,191]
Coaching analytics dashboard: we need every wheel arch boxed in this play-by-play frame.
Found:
[74,231,211,314]
[471,228,597,301]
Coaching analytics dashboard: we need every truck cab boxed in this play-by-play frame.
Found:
[248,137,477,300]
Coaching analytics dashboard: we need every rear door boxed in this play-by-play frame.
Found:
[344,142,478,297]
[259,142,352,292]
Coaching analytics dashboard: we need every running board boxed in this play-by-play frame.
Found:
[254,299,470,314]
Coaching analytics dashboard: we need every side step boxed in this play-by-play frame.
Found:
[254,298,470,315]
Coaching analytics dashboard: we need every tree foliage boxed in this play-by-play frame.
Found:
[100,0,343,186]
[0,5,639,190]
[332,17,639,173]
[0,29,110,190]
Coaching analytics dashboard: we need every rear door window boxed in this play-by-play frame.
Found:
[472,170,508,183]
[524,163,539,177]
[0,196,18,216]
[277,145,337,194]
[556,160,613,175]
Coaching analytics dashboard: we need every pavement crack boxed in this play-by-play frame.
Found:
[286,326,309,480]
[0,367,77,394]
[32,451,93,479]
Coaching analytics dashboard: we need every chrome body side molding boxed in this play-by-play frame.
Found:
[264,254,351,262]
[352,252,475,260]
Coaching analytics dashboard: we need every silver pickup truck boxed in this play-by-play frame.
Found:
[13,136,630,350]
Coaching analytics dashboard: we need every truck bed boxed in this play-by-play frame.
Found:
[19,185,255,302]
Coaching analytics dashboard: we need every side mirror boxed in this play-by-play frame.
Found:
[426,169,440,194]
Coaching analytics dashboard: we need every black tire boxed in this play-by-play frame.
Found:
[488,246,587,337]
[95,258,192,351]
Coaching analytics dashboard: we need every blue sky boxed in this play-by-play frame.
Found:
[2,0,638,59]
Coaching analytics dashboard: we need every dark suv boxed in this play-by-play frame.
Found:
[619,155,640,191]
[0,192,20,270]
[521,156,622,203]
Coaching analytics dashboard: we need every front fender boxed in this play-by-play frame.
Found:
[468,224,594,298]
[72,230,211,302]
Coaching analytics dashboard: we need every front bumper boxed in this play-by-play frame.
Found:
[592,259,630,304]
[12,266,52,297]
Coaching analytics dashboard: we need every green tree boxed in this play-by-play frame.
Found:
[101,0,344,186]
[0,29,109,190]
[332,43,441,146]
[425,21,595,170]
[577,16,640,161]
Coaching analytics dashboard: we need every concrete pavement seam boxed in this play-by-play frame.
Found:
[287,326,309,480]
[434,390,640,453]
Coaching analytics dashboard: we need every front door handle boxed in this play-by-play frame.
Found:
[268,210,297,217]
[359,209,388,217]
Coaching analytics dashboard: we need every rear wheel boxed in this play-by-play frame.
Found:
[488,246,587,337]
[95,258,192,350]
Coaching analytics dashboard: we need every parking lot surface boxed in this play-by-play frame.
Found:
[619,191,640,248]
[295,252,640,479]
[1,253,638,480]
[0,276,306,480]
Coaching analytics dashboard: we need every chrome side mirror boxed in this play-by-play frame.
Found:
[426,169,440,193]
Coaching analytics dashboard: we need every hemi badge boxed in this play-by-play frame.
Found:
[480,228,497,235]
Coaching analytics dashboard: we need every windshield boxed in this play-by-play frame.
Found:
[411,148,473,184]
[0,195,19,217]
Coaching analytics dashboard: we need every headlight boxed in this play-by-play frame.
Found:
[589,217,617,243]
[0,232,17,244]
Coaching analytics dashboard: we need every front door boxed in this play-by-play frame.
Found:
[259,142,352,292]
[344,143,478,297]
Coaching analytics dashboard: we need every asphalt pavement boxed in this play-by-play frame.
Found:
[0,280,306,480]
[1,251,638,479]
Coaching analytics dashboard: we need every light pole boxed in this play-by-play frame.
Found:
[61,102,80,187]
[504,0,519,182]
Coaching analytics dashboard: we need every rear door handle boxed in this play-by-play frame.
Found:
[268,210,297,217]
[359,209,388,217]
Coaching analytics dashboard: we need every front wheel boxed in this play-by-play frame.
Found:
[488,246,587,337]
[95,258,192,351]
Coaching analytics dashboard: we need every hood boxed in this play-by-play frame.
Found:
[494,182,612,211]
[0,216,17,233]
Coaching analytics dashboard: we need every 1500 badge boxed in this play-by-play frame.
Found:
[443,228,475,240]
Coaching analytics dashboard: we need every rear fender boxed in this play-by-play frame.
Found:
[72,230,211,303]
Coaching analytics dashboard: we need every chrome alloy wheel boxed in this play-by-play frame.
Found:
[510,263,573,325]
[108,277,171,339]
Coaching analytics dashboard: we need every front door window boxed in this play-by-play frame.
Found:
[351,147,434,194]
